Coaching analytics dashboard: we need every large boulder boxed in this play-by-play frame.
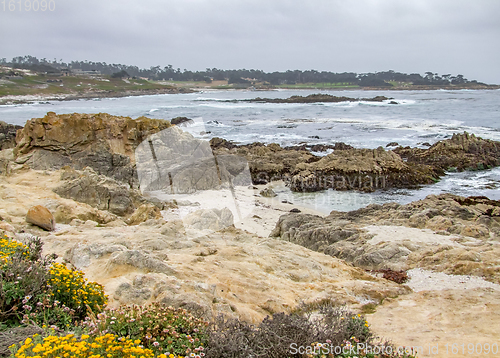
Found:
[136,126,250,193]
[14,112,171,188]
[26,205,55,231]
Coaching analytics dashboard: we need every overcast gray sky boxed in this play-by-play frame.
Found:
[1,0,499,83]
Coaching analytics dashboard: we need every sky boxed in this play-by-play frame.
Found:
[1,0,499,84]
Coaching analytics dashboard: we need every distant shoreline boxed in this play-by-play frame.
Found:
[1,83,498,105]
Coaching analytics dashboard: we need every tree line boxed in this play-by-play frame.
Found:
[0,55,482,86]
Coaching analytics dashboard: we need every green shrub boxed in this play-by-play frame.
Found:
[48,262,107,321]
[82,302,208,357]
[8,332,156,358]
[0,235,106,330]
[0,235,57,328]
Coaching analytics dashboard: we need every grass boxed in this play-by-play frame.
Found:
[275,82,360,89]
[0,75,175,97]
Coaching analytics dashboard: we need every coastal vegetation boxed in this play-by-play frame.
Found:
[2,235,415,358]
[0,56,497,103]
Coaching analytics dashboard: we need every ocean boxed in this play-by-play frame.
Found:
[1,88,499,213]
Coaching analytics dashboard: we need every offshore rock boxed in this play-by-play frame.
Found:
[212,133,500,192]
[245,94,392,104]
[288,146,439,192]
[394,132,500,172]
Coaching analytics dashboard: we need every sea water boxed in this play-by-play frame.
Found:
[1,88,499,213]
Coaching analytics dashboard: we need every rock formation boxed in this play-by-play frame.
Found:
[288,146,440,192]
[53,167,147,216]
[243,94,392,104]
[14,112,171,188]
[394,132,500,171]
[271,193,500,283]
[0,121,23,150]
[211,133,500,193]
[0,167,408,323]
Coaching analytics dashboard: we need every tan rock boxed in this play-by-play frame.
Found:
[0,221,15,233]
[126,204,162,225]
[26,205,55,231]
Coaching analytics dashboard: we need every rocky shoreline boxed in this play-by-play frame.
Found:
[2,83,499,106]
[0,87,195,105]
[1,113,500,355]
[210,132,500,192]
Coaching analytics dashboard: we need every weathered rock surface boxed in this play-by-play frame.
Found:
[211,132,500,192]
[395,132,500,172]
[0,121,23,150]
[14,112,171,188]
[288,146,440,192]
[183,208,234,231]
[0,166,408,323]
[271,193,500,283]
[25,205,55,231]
[210,139,315,185]
[50,223,408,323]
[53,167,145,216]
[259,188,277,197]
[126,204,162,225]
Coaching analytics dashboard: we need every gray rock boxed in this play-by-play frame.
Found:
[106,250,176,275]
[183,208,234,231]
[54,167,140,216]
[64,243,127,269]
[0,121,22,150]
[260,188,277,197]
